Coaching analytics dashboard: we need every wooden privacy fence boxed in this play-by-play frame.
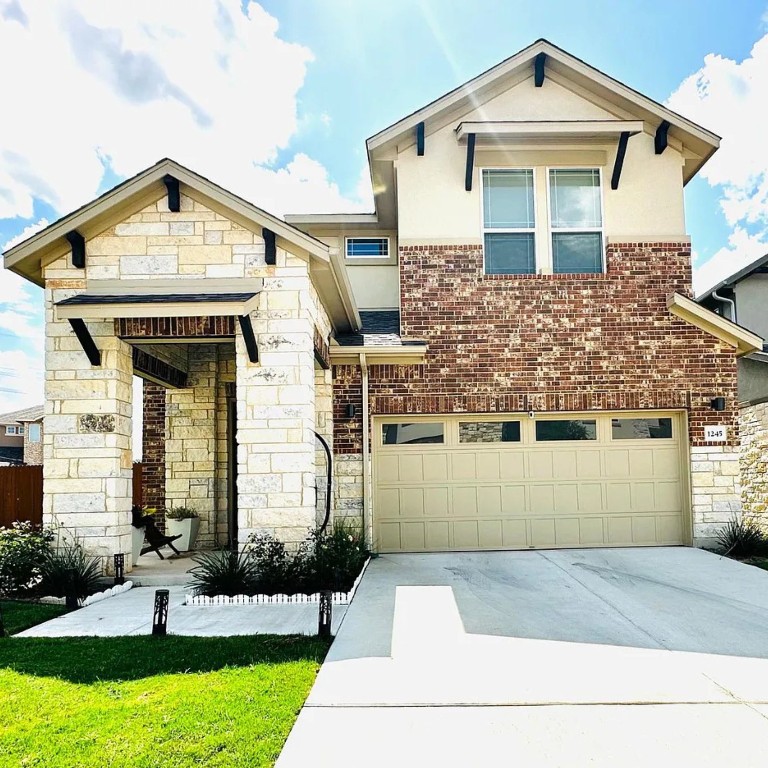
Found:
[0,465,43,528]
[0,463,145,528]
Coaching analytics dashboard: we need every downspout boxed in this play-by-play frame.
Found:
[360,353,372,548]
[711,289,737,324]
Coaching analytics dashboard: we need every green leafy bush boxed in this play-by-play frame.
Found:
[188,521,369,597]
[38,540,102,600]
[0,522,54,597]
[188,549,258,597]
[165,506,198,521]
[716,515,768,558]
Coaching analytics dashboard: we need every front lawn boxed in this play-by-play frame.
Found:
[0,634,330,767]
[1,600,67,636]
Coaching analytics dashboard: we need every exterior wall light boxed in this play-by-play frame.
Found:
[710,397,726,412]
[345,404,356,419]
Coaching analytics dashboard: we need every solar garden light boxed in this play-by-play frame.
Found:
[113,553,125,586]
[318,590,332,639]
[152,589,170,636]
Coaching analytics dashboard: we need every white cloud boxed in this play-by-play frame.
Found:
[0,347,43,414]
[667,35,768,294]
[0,0,369,221]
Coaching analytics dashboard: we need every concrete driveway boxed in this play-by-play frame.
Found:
[278,547,768,767]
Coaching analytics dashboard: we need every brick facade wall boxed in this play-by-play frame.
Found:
[334,243,739,453]
[142,382,166,525]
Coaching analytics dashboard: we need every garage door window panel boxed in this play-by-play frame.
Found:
[382,423,445,445]
[611,418,673,440]
[535,419,597,441]
[459,421,521,443]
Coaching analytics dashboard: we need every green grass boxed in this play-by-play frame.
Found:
[0,634,330,767]
[1,600,68,636]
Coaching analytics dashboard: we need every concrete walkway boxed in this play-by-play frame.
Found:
[278,548,768,767]
[16,586,347,637]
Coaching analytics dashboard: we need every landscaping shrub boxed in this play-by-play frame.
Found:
[188,549,258,597]
[716,515,768,558]
[165,505,198,521]
[0,522,54,598]
[303,520,368,593]
[189,522,369,597]
[38,540,102,601]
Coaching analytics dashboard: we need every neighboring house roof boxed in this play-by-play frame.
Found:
[0,447,24,464]
[2,158,360,332]
[0,405,43,425]
[695,252,768,302]
[335,311,403,346]
[667,293,763,356]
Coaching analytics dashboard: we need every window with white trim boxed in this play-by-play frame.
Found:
[346,237,389,258]
[549,169,603,274]
[481,167,604,275]
[28,424,41,443]
[482,169,536,275]
[5,425,18,435]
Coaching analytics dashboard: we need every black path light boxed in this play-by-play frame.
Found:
[318,590,332,639]
[152,589,170,636]
[113,553,125,586]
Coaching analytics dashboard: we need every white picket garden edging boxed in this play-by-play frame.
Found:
[39,580,134,607]
[185,556,371,607]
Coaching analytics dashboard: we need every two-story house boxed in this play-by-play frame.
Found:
[698,257,768,521]
[0,405,44,465]
[3,40,759,572]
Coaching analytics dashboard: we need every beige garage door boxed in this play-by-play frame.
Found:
[374,412,689,552]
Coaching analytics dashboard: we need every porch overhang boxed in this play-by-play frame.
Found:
[329,344,428,366]
[668,292,763,356]
[55,280,263,320]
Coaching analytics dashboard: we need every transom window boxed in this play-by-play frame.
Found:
[346,237,389,258]
[482,167,604,275]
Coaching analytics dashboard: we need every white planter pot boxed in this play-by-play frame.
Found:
[131,526,145,566]
[166,517,200,551]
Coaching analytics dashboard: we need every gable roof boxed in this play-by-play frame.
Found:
[366,39,719,212]
[0,405,44,424]
[2,159,360,331]
[696,252,768,303]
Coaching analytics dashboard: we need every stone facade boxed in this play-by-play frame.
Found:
[690,445,741,546]
[333,242,742,548]
[740,402,768,521]
[22,421,44,465]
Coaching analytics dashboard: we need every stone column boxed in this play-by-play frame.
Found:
[236,255,316,547]
[43,280,134,573]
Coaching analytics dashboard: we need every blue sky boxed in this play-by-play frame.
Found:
[1,0,767,415]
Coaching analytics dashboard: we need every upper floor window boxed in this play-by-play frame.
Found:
[28,424,41,443]
[549,169,603,274]
[482,167,603,275]
[5,425,19,436]
[482,169,536,275]
[346,237,389,258]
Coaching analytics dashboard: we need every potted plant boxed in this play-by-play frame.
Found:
[165,506,200,552]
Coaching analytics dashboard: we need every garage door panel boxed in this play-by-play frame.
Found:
[478,520,503,549]
[424,487,449,517]
[375,412,686,552]
[452,486,478,516]
[531,518,556,547]
[632,515,657,544]
[577,483,603,512]
[501,485,526,514]
[500,452,525,479]
[529,452,554,479]
[476,452,501,480]
[502,519,529,548]
[577,450,602,478]
[454,520,480,549]
[452,453,477,481]
[530,484,555,513]
[477,486,502,516]
[426,521,450,550]
[423,454,449,482]
[579,517,605,545]
[401,522,426,550]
